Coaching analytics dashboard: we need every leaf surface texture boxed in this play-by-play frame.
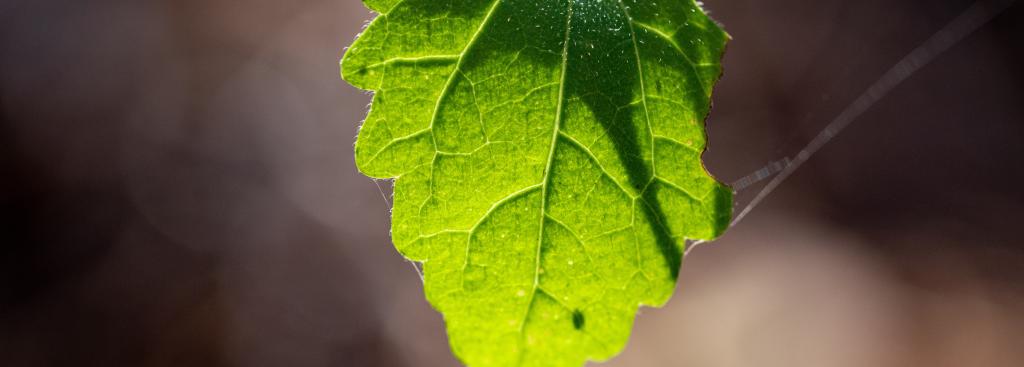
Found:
[342,1,731,365]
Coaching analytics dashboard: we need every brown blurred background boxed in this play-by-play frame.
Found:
[1,0,1022,366]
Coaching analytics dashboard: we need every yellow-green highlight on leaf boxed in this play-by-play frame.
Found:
[341,0,732,366]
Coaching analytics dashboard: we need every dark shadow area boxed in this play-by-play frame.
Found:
[564,2,684,279]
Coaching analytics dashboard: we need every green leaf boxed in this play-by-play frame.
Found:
[341,0,732,365]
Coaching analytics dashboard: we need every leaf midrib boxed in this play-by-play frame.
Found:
[521,0,577,340]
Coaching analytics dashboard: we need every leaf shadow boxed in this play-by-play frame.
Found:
[563,7,683,280]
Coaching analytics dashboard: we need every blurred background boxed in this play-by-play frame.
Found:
[1,0,1022,366]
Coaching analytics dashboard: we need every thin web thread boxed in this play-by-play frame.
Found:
[374,179,423,280]
[372,179,392,207]
[731,158,791,191]
[688,0,1015,257]
[729,0,1015,229]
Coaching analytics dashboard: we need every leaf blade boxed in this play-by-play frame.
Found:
[342,1,732,365]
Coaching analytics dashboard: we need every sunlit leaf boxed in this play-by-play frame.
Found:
[341,1,731,365]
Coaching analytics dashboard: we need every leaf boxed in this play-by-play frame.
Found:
[341,0,732,365]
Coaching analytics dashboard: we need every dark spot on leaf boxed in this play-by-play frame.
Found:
[572,309,585,330]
